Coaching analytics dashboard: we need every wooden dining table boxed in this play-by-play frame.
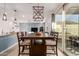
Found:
[20,33,55,56]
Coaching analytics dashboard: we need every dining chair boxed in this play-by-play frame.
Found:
[17,32,30,56]
[46,32,58,56]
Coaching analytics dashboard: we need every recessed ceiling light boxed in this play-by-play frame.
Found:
[5,12,7,15]
[22,15,25,17]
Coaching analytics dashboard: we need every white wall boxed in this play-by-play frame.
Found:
[45,15,52,33]
[19,22,45,32]
[0,21,19,35]
[18,14,52,33]
[0,17,52,34]
[0,21,11,35]
[0,14,52,34]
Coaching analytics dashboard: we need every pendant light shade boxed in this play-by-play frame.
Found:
[33,3,44,21]
[2,3,7,21]
[2,13,7,21]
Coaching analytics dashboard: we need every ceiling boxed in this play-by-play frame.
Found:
[0,3,79,21]
[66,3,79,14]
[0,3,63,21]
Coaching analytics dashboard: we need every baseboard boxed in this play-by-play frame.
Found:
[0,42,18,54]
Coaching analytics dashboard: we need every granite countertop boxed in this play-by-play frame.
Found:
[0,32,16,37]
[0,33,10,37]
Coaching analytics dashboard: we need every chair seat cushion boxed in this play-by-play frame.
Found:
[20,40,30,45]
[46,40,56,45]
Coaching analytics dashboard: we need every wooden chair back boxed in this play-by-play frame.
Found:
[49,31,59,56]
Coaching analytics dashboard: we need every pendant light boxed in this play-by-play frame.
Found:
[2,3,7,21]
[33,3,44,21]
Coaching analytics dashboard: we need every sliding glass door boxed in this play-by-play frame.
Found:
[51,4,79,56]
[65,5,79,55]
[55,14,62,49]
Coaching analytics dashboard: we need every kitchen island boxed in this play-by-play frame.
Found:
[0,33,17,53]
